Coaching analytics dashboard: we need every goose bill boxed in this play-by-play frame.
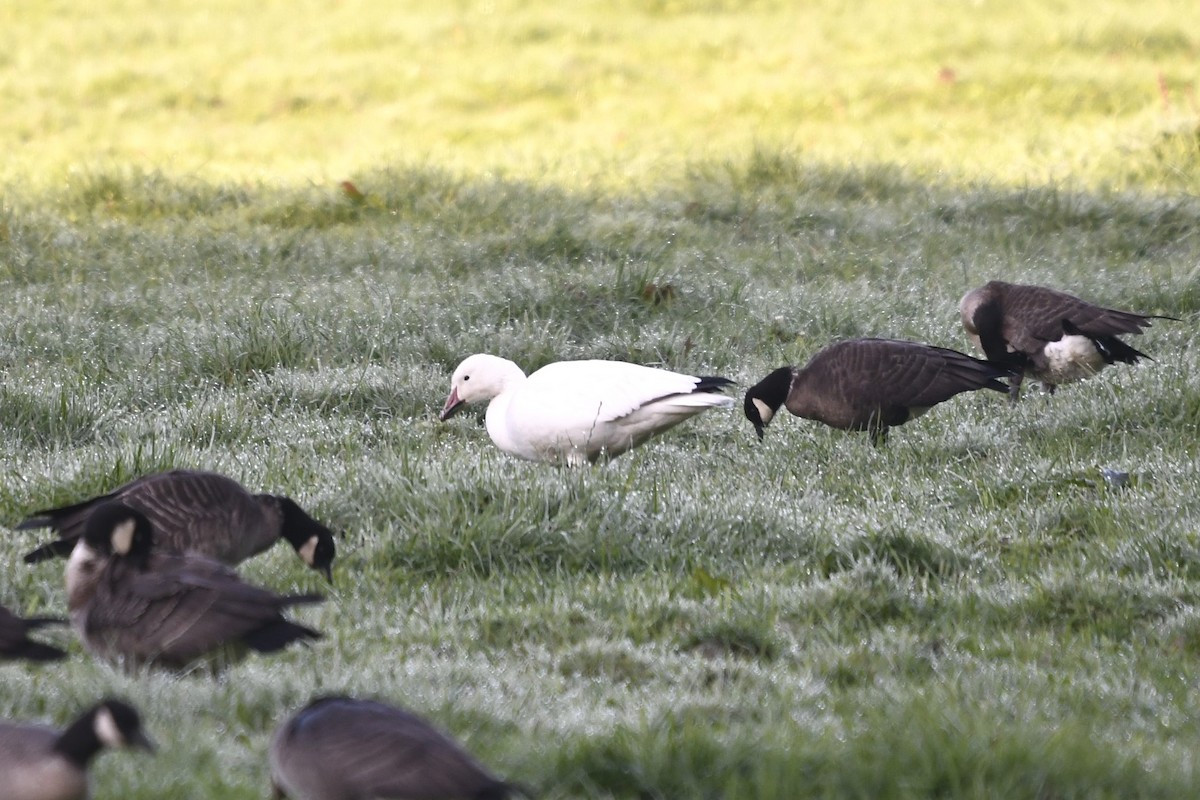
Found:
[439,388,465,421]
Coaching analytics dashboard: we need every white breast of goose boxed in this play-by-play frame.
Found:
[64,541,106,611]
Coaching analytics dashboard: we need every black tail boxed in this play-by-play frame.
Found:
[15,489,118,531]
[242,593,324,653]
[20,616,66,630]
[23,538,78,564]
[9,640,68,662]
[279,593,325,608]
[940,347,1015,395]
[243,620,322,653]
[1062,320,1150,365]
[14,515,55,531]
[694,375,735,394]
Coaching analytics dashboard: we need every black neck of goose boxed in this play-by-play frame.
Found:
[121,530,154,572]
[972,298,1029,370]
[743,367,793,436]
[52,711,105,768]
[272,496,322,548]
[270,495,336,576]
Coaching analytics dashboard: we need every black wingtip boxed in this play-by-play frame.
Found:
[1062,320,1151,365]
[9,640,69,662]
[695,375,736,393]
[243,620,323,654]
[282,593,326,607]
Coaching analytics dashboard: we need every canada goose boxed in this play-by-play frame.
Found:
[0,697,153,800]
[17,469,336,581]
[959,280,1175,400]
[440,353,735,465]
[0,604,67,662]
[270,696,524,800]
[67,501,324,671]
[744,338,1011,444]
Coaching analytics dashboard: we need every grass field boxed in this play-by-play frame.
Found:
[2,0,1198,190]
[2,1,1200,798]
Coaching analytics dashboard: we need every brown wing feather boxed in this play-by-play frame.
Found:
[21,470,275,564]
[83,553,317,666]
[891,343,1009,406]
[790,339,1004,429]
[997,283,1158,351]
[125,472,273,560]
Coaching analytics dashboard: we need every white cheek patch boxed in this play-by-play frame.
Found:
[298,536,318,566]
[111,518,137,555]
[94,707,124,748]
[752,398,776,427]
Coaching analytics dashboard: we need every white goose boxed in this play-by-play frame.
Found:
[439,354,735,465]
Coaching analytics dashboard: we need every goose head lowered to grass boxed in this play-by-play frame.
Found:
[744,338,1012,445]
[0,698,153,800]
[959,280,1176,401]
[18,469,336,582]
[439,353,735,465]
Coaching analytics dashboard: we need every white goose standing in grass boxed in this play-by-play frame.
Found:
[439,354,736,465]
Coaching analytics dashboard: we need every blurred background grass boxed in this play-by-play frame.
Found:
[2,0,1197,192]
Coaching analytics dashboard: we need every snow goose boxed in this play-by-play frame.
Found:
[0,698,153,800]
[439,353,735,465]
[960,280,1175,400]
[67,501,323,671]
[744,338,1011,445]
[270,696,524,800]
[0,604,66,662]
[18,469,336,581]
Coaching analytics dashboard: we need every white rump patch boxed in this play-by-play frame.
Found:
[1041,336,1106,384]
[111,518,137,555]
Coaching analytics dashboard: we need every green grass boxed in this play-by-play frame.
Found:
[1,0,1198,191]
[1,1,1200,797]
[0,160,1198,798]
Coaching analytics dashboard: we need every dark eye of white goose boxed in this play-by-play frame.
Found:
[463,375,470,381]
